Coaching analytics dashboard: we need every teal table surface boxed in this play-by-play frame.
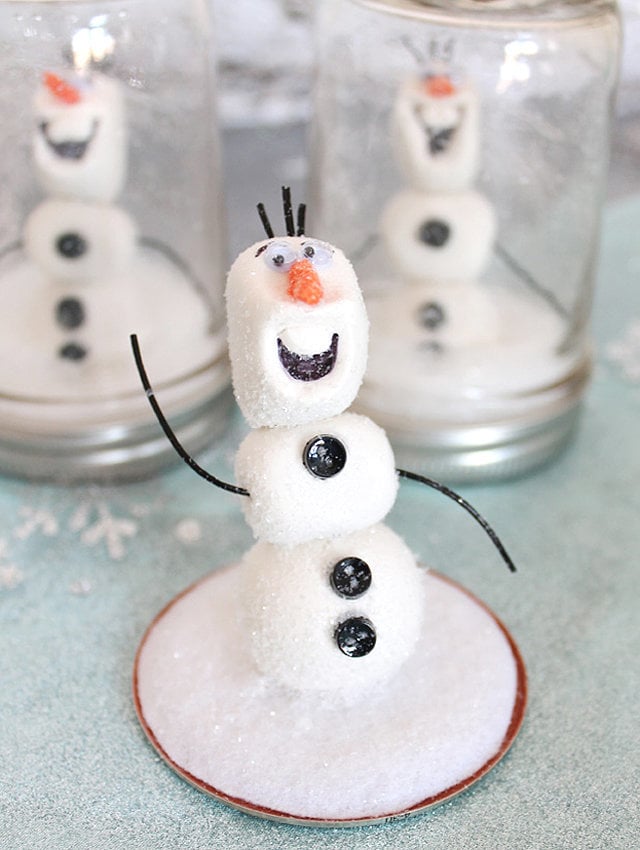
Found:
[1,196,639,850]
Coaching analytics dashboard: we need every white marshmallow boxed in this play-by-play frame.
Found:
[239,523,426,694]
[392,75,480,193]
[369,279,500,355]
[235,412,398,545]
[226,237,369,428]
[33,72,127,202]
[24,198,136,284]
[381,188,496,282]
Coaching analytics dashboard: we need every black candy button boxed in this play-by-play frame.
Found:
[59,342,87,361]
[56,232,88,259]
[418,219,450,248]
[56,297,85,330]
[330,557,372,599]
[335,617,376,658]
[417,301,446,330]
[303,435,346,479]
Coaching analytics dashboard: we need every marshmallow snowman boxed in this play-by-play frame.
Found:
[392,74,480,193]
[377,71,499,352]
[24,198,136,284]
[131,197,523,823]
[10,69,214,388]
[226,235,369,428]
[33,71,127,203]
[223,212,426,693]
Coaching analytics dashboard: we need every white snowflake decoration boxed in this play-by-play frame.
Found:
[14,506,59,541]
[606,320,640,382]
[70,501,138,561]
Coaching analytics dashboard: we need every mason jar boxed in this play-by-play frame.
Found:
[0,0,230,480]
[310,0,621,480]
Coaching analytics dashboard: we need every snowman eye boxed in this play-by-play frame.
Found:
[263,242,297,273]
[302,240,333,268]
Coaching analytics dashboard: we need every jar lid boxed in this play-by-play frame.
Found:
[355,0,618,28]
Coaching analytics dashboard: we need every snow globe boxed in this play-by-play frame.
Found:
[0,0,229,480]
[131,190,527,826]
[309,0,620,481]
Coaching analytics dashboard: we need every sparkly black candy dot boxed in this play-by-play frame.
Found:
[330,557,372,599]
[56,297,85,330]
[335,617,376,658]
[418,219,450,248]
[303,435,346,479]
[56,232,88,259]
[417,301,446,330]
[59,342,87,361]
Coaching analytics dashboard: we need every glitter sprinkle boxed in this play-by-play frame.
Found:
[175,519,202,545]
[69,579,92,596]
[14,507,59,541]
[606,320,640,382]
[0,565,24,590]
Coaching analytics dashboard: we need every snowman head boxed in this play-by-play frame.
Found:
[392,72,479,193]
[33,71,127,203]
[226,189,369,428]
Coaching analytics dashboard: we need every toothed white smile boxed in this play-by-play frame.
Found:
[277,333,339,382]
[40,119,99,160]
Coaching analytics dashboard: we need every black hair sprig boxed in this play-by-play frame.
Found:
[282,186,295,237]
[257,203,274,239]
[256,187,307,239]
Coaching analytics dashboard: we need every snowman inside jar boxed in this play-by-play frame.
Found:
[377,69,500,354]
[0,68,216,400]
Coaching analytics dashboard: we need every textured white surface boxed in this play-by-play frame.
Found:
[24,199,136,283]
[239,524,425,693]
[361,284,571,422]
[136,565,519,821]
[0,246,220,403]
[235,414,398,544]
[226,237,368,427]
[392,76,480,193]
[381,189,496,282]
[33,73,127,203]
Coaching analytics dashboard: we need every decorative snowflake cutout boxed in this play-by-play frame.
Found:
[606,320,640,382]
[14,506,59,541]
[0,539,23,590]
[70,501,138,561]
[0,564,24,590]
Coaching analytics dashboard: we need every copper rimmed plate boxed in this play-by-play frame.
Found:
[134,566,526,827]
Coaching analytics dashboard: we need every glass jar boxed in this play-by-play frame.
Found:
[0,0,230,480]
[310,0,621,480]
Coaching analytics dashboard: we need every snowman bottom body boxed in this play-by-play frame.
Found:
[240,523,426,694]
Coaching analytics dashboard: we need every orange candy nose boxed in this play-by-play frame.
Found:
[287,259,324,305]
[424,75,456,98]
[43,72,82,105]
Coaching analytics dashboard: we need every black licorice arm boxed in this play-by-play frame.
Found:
[130,334,249,497]
[397,468,517,573]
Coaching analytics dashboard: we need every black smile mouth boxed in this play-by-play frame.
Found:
[39,119,99,160]
[277,333,339,382]
[425,123,457,156]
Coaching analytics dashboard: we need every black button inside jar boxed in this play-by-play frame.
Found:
[56,297,85,330]
[56,232,88,259]
[303,435,346,479]
[418,219,450,248]
[416,301,446,330]
[335,617,376,658]
[59,342,88,361]
[330,557,372,599]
